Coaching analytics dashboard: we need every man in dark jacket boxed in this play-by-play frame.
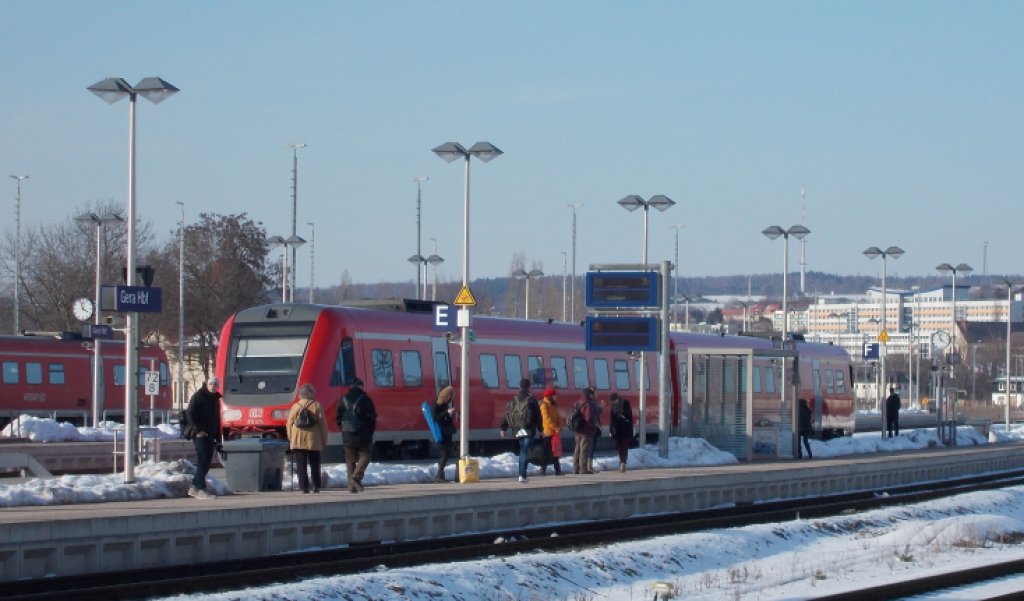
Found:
[186,377,222,498]
[336,378,376,493]
[885,386,901,438]
[798,398,813,459]
[500,378,541,483]
[571,387,600,474]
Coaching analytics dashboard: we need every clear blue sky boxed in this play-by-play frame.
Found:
[3,2,1022,293]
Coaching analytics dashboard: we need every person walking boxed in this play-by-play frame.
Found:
[500,378,542,483]
[571,387,600,474]
[608,393,634,472]
[185,377,221,499]
[538,387,564,476]
[798,398,813,459]
[433,385,457,482]
[335,378,376,493]
[885,386,901,438]
[286,383,328,493]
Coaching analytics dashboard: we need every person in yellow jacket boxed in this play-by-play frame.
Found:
[539,387,564,476]
[287,383,329,493]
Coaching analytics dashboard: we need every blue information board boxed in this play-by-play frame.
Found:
[585,272,660,308]
[585,316,659,352]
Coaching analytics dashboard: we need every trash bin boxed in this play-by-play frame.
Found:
[220,439,289,492]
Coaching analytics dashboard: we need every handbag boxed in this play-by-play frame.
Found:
[551,435,563,457]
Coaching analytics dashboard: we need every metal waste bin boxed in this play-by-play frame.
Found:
[220,439,288,492]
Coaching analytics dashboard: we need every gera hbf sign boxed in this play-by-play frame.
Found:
[100,285,162,313]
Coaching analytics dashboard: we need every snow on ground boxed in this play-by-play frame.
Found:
[5,417,1024,599]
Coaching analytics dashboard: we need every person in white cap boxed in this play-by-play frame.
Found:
[185,377,222,498]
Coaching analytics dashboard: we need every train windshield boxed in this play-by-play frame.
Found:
[234,337,308,376]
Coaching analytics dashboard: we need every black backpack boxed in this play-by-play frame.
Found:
[567,402,585,433]
[506,395,532,431]
[339,395,365,433]
[295,402,318,429]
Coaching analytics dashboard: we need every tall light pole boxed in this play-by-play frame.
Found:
[306,222,315,303]
[9,175,27,334]
[88,76,178,483]
[999,278,1021,431]
[936,262,973,354]
[561,251,568,322]
[410,177,429,299]
[618,194,675,445]
[426,242,444,302]
[567,203,582,322]
[268,235,306,302]
[433,141,502,461]
[864,245,904,433]
[176,202,185,415]
[512,268,544,319]
[910,285,920,410]
[761,225,811,334]
[76,211,124,427]
[286,143,306,302]
[671,224,685,327]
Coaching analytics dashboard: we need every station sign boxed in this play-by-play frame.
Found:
[85,324,114,340]
[586,272,660,308]
[100,285,162,313]
[863,342,879,360]
[585,316,659,352]
[144,371,160,396]
[432,303,457,332]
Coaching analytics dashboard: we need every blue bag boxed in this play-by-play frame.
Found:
[422,401,442,443]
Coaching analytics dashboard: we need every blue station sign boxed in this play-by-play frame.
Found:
[101,285,162,313]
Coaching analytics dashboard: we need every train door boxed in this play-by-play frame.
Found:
[811,359,823,432]
[674,350,688,436]
[431,337,451,395]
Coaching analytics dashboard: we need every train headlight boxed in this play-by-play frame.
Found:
[271,409,289,421]
[222,409,242,422]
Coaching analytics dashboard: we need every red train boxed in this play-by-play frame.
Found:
[0,333,173,428]
[216,301,855,460]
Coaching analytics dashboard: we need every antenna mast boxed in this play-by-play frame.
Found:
[800,184,807,294]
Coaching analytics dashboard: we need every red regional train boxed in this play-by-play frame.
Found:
[0,333,173,428]
[216,301,855,460]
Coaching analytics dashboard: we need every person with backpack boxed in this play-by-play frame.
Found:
[432,385,457,482]
[335,378,377,493]
[185,377,221,499]
[538,387,564,476]
[608,393,634,472]
[500,378,542,483]
[286,383,329,493]
[570,387,600,475]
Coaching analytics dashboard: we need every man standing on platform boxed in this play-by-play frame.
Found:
[186,377,221,499]
[886,386,901,438]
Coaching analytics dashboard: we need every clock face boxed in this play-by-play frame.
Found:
[72,297,94,322]
[934,331,952,349]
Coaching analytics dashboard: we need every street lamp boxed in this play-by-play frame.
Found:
[426,242,444,302]
[176,202,186,416]
[863,245,904,430]
[306,222,315,303]
[512,268,544,319]
[761,225,811,334]
[88,75,178,484]
[998,278,1021,431]
[9,175,27,334]
[433,141,502,461]
[936,262,973,352]
[268,234,307,302]
[671,224,685,327]
[618,194,675,445]
[568,203,582,322]
[285,143,307,302]
[75,211,124,428]
[410,176,429,299]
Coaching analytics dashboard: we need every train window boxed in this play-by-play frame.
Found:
[113,365,125,386]
[527,356,545,387]
[2,361,18,384]
[26,363,43,385]
[764,365,776,394]
[737,361,746,394]
[835,370,846,394]
[48,363,65,385]
[724,361,736,393]
[594,359,610,390]
[825,369,835,394]
[752,366,762,393]
[551,357,568,389]
[402,350,423,387]
[330,338,357,387]
[572,357,589,389]
[160,363,169,385]
[504,355,523,389]
[372,349,395,387]
[433,351,451,388]
[480,354,499,389]
[234,337,307,376]
[614,359,630,389]
[633,358,650,391]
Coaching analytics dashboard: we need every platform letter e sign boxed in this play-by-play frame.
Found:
[434,303,455,332]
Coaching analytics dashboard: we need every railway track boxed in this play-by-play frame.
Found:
[6,468,1024,600]
[809,557,1024,600]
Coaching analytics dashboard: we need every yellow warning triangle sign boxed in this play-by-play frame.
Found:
[454,286,477,306]
[878,330,890,343]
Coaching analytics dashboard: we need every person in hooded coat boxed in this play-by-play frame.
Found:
[538,387,564,476]
[287,383,329,493]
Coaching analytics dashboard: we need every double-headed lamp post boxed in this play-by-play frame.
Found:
[88,76,178,484]
[618,194,675,445]
[410,177,429,299]
[512,268,544,319]
[267,235,307,302]
[999,278,1022,431]
[761,225,810,335]
[75,212,124,428]
[936,262,973,355]
[433,141,502,461]
[9,175,27,334]
[863,245,904,434]
[426,244,444,302]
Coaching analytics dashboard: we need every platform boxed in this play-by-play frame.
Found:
[2,444,1024,583]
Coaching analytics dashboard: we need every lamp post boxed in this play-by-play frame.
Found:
[285,143,306,302]
[176,202,186,414]
[76,211,124,427]
[306,222,315,303]
[864,245,904,432]
[567,203,582,322]
[266,235,287,300]
[618,194,675,445]
[9,175,27,334]
[671,224,685,327]
[433,141,502,461]
[936,262,973,354]
[561,251,568,322]
[88,75,178,483]
[410,177,429,299]
[761,225,811,334]
[426,242,444,302]
[512,268,544,319]
[910,285,920,410]
[998,278,1021,432]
